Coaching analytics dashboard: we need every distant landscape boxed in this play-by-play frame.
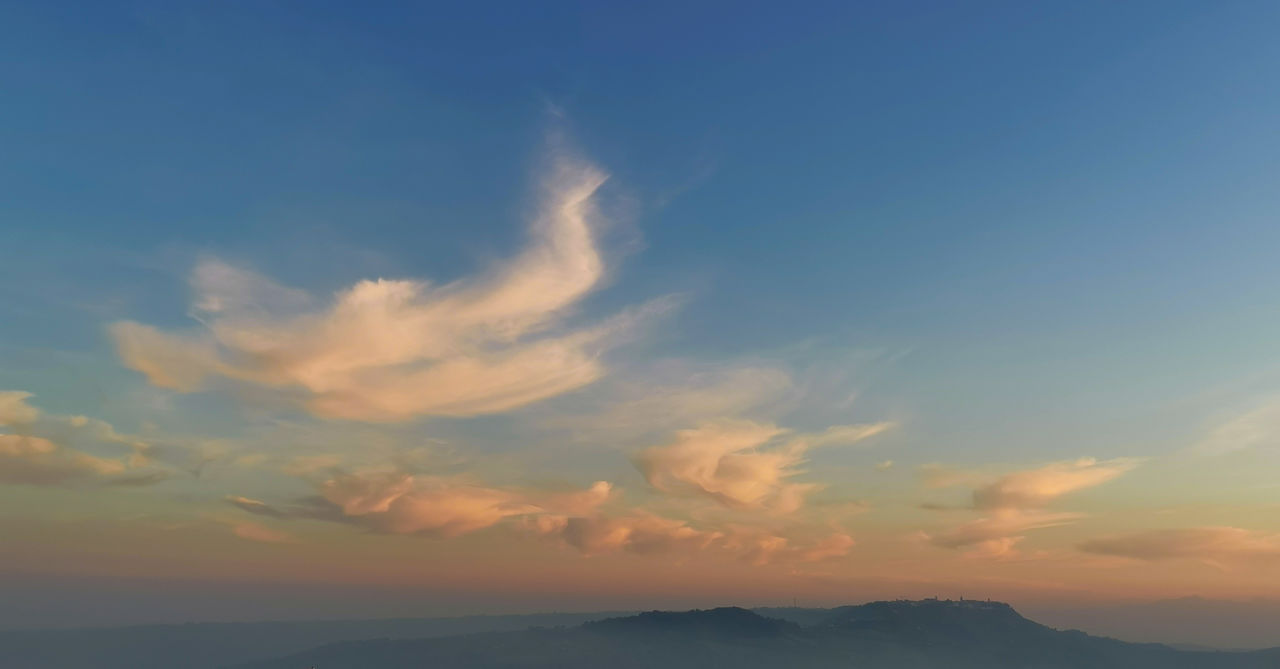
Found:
[6,599,1280,669]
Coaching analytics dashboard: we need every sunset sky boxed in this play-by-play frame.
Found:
[3,1,1280,627]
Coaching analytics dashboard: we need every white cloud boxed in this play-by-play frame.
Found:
[112,156,667,422]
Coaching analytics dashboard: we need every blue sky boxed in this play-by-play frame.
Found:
[3,1,1280,624]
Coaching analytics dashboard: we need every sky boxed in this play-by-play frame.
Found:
[3,0,1280,628]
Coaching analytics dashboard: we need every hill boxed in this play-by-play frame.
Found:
[228,599,1280,669]
[0,611,626,669]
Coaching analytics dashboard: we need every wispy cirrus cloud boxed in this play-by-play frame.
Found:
[927,510,1084,559]
[634,419,892,514]
[230,467,854,566]
[543,363,793,441]
[1193,398,1280,455]
[111,155,670,422]
[922,457,1139,558]
[970,457,1141,511]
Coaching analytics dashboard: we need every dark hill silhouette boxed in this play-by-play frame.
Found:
[585,606,798,638]
[0,611,628,669]
[227,600,1280,669]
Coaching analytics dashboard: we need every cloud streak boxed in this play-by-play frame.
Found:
[924,457,1138,558]
[229,470,614,539]
[530,511,855,565]
[971,457,1140,511]
[1079,527,1280,566]
[1194,399,1280,455]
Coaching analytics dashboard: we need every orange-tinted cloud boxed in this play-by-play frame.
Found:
[530,510,855,565]
[1079,527,1280,565]
[924,457,1138,558]
[531,512,723,556]
[928,509,1082,558]
[0,434,158,487]
[112,156,668,422]
[971,457,1140,511]
[230,471,614,539]
[725,527,856,565]
[0,392,165,487]
[0,391,40,426]
[634,420,890,513]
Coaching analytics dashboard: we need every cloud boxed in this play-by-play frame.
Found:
[328,477,542,537]
[0,391,40,426]
[924,457,1138,558]
[726,528,856,565]
[971,457,1141,511]
[224,494,342,523]
[634,419,891,513]
[1079,527,1280,566]
[235,468,847,566]
[0,434,152,486]
[928,509,1083,558]
[531,512,724,556]
[0,392,166,487]
[230,470,614,539]
[538,480,616,516]
[797,532,857,562]
[530,511,854,565]
[111,155,667,422]
[226,495,290,518]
